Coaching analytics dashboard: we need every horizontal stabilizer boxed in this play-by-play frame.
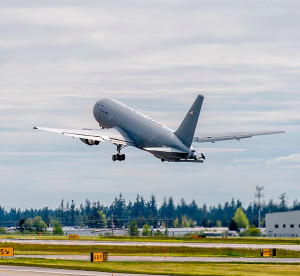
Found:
[144,147,188,154]
[193,130,285,143]
[195,148,246,153]
[144,147,189,159]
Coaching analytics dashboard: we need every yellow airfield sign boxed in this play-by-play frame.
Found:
[261,249,276,257]
[69,234,79,240]
[0,247,14,257]
[91,252,108,262]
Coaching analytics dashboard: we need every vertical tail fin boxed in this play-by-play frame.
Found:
[174,95,204,148]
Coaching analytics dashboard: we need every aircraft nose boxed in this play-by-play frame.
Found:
[93,100,101,119]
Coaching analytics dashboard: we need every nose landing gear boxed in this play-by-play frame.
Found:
[112,144,126,161]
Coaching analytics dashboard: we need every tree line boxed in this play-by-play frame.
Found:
[0,192,296,228]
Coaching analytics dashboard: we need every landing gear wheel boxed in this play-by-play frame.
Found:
[113,144,126,161]
[114,154,126,161]
[161,158,165,162]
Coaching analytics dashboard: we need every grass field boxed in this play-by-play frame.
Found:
[1,258,300,275]
[1,242,300,258]
[1,239,300,275]
[2,234,300,245]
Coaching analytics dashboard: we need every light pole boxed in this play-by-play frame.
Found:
[255,186,264,228]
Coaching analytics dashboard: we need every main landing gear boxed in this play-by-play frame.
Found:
[112,144,126,161]
[112,154,125,161]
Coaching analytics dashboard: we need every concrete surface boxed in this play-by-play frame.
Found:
[16,254,300,263]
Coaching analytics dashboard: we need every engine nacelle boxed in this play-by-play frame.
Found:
[80,138,100,146]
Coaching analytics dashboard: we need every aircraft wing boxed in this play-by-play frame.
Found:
[193,130,285,143]
[33,126,135,146]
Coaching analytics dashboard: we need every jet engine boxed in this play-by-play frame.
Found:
[80,138,100,146]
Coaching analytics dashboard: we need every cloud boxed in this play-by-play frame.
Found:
[266,153,300,166]
[0,0,299,209]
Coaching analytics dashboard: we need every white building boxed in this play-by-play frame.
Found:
[266,210,300,237]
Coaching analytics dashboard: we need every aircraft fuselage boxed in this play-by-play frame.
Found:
[93,99,192,159]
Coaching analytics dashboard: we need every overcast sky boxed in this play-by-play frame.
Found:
[1,0,299,210]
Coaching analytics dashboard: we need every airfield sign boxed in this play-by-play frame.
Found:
[261,249,276,257]
[69,234,79,240]
[0,247,14,257]
[91,252,108,262]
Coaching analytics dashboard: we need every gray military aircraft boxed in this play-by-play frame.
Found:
[34,95,284,163]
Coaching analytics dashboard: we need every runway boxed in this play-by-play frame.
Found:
[16,254,300,263]
[0,265,164,276]
[2,239,300,251]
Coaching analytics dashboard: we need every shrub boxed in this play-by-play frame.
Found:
[154,230,163,236]
[0,227,6,234]
[142,224,151,236]
[244,227,262,236]
[53,221,64,235]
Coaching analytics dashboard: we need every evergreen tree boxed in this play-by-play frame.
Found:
[148,195,158,226]
[229,219,238,231]
[166,197,175,227]
[85,199,91,217]
[279,193,288,211]
[129,220,139,236]
[159,197,167,219]
[1,193,299,230]
[189,200,198,222]
[149,195,158,217]
[41,207,50,226]
[111,193,126,227]
[59,199,64,225]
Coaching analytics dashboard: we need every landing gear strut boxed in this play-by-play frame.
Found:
[112,144,126,161]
